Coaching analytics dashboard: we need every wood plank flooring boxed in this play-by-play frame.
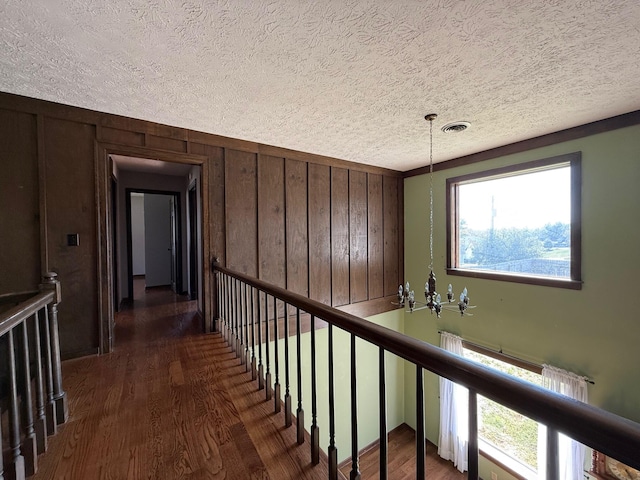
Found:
[29,282,467,479]
[339,424,466,480]
[30,284,328,479]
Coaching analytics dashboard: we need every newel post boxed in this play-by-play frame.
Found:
[211,258,220,333]
[40,272,68,425]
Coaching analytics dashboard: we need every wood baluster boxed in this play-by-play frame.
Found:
[283,302,292,427]
[273,296,281,413]
[237,279,243,358]
[265,291,272,401]
[295,307,304,445]
[42,272,68,424]
[310,315,319,464]
[238,281,244,363]
[379,347,388,480]
[20,320,37,476]
[0,396,4,479]
[328,324,338,480]
[40,305,56,436]
[547,427,559,480]
[250,286,257,380]
[33,310,48,454]
[234,279,239,354]
[212,259,219,332]
[244,282,250,371]
[7,328,26,480]
[416,366,425,480]
[468,389,479,480]
[257,289,264,390]
[349,333,360,480]
[227,275,232,344]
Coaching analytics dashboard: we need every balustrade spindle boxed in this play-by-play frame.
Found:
[43,272,68,425]
[227,275,232,344]
[328,324,338,480]
[20,320,38,476]
[265,291,272,401]
[224,275,229,343]
[0,408,4,480]
[416,366,425,480]
[547,427,559,480]
[250,286,257,381]
[273,296,281,413]
[310,315,320,464]
[283,302,292,428]
[234,279,240,355]
[238,280,244,362]
[296,307,304,445]
[33,311,48,454]
[244,283,250,370]
[7,329,26,479]
[350,333,361,480]
[257,289,264,390]
[379,347,388,480]
[468,389,479,479]
[41,306,56,437]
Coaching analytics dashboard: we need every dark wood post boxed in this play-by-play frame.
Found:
[40,272,68,425]
[7,329,26,480]
[211,258,220,332]
[20,320,37,476]
[33,310,48,454]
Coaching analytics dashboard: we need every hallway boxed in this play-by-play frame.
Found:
[31,284,328,479]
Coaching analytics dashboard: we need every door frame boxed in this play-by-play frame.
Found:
[125,188,182,300]
[95,142,209,354]
[188,182,199,301]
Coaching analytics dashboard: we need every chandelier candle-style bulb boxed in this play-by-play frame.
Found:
[447,284,454,303]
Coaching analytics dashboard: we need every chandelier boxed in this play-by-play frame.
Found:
[397,114,475,317]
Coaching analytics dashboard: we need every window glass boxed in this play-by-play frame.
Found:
[447,153,581,288]
[464,348,542,477]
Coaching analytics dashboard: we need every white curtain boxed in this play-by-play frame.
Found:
[537,364,589,480]
[438,332,469,473]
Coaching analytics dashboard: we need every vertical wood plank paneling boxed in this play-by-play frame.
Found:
[331,167,350,307]
[225,149,257,276]
[44,117,98,355]
[383,176,400,296]
[258,155,285,287]
[349,170,368,303]
[308,164,331,304]
[0,109,40,293]
[367,173,384,299]
[285,159,308,297]
[190,143,225,266]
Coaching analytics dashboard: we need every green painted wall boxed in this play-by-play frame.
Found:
[403,124,640,477]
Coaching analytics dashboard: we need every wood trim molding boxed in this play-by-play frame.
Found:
[404,109,640,177]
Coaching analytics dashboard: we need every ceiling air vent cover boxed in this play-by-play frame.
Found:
[441,121,471,133]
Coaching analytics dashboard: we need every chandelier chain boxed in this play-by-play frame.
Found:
[429,116,434,272]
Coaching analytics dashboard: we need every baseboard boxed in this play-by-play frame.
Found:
[61,347,100,361]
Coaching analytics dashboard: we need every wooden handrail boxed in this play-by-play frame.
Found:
[0,290,54,337]
[214,263,640,470]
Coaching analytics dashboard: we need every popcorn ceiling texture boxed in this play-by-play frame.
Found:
[1,0,639,171]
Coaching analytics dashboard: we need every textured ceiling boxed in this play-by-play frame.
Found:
[1,1,639,171]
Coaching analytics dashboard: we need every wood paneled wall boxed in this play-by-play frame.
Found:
[0,92,404,359]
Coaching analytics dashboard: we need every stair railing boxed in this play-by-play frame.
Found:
[213,262,640,480]
[0,272,68,479]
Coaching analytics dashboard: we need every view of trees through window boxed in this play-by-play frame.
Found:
[463,349,542,473]
[456,164,572,279]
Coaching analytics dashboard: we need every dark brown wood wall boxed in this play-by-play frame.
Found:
[0,92,404,359]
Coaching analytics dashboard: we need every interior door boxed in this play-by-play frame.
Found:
[144,194,173,287]
[170,195,177,293]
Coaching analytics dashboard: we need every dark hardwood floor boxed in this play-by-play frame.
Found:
[30,281,465,479]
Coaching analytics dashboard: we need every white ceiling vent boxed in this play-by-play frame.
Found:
[441,121,471,133]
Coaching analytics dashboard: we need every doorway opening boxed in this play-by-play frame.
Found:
[125,189,182,300]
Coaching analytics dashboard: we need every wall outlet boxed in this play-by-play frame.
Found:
[491,473,498,480]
